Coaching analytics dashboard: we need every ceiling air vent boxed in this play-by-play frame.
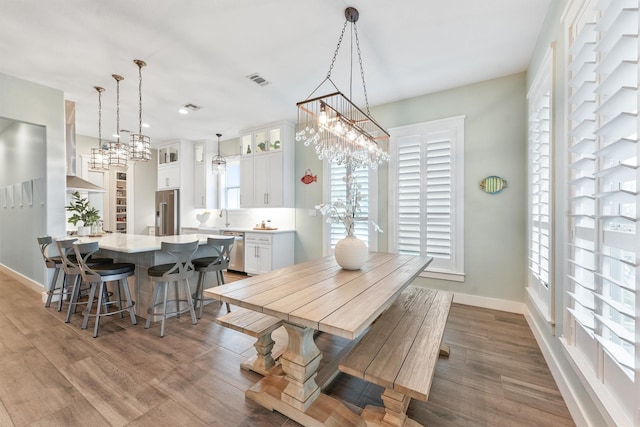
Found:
[183,103,201,111]
[246,73,270,86]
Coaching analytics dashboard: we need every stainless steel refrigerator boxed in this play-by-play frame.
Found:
[155,189,180,236]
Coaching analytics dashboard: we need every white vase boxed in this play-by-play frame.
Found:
[77,226,90,236]
[334,235,368,270]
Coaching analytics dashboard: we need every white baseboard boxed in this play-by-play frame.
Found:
[0,263,46,301]
[452,292,525,314]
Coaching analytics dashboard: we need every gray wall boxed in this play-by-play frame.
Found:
[0,72,66,287]
[295,72,528,304]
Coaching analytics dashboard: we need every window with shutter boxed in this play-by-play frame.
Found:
[323,162,378,253]
[563,0,638,421]
[388,116,465,280]
[527,45,554,323]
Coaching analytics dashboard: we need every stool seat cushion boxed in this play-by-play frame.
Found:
[91,262,135,276]
[192,256,221,269]
[148,263,194,277]
[54,255,113,266]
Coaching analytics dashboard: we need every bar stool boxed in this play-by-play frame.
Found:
[37,236,68,310]
[192,236,235,318]
[55,238,113,321]
[145,240,199,337]
[73,241,137,338]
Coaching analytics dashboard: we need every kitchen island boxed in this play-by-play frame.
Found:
[76,233,224,320]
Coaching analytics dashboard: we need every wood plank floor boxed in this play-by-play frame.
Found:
[0,270,575,426]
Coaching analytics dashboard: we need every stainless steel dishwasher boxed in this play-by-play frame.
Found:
[223,231,245,273]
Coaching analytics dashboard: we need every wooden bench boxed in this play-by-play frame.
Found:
[339,286,453,427]
[216,307,286,375]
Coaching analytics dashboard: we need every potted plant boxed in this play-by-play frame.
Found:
[65,191,101,235]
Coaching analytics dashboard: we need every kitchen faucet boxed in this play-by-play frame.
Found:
[219,209,230,227]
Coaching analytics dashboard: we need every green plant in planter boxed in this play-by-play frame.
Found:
[65,191,101,226]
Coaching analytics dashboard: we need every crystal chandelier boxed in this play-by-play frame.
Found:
[295,7,390,169]
[211,133,226,175]
[108,74,128,168]
[129,59,151,161]
[89,86,110,171]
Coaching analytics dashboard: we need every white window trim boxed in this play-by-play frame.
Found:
[388,115,465,281]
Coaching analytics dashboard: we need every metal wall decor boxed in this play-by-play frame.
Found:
[480,176,508,194]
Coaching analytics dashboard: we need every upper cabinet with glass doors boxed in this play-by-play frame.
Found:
[239,121,294,208]
[241,125,283,156]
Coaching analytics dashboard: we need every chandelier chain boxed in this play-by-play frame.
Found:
[353,23,370,115]
[326,20,349,80]
[97,88,102,147]
[116,78,120,141]
[137,64,143,135]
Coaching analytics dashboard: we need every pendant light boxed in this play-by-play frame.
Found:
[129,59,151,161]
[212,133,226,175]
[108,74,128,168]
[89,86,109,171]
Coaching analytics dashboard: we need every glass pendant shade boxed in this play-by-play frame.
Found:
[90,146,109,171]
[295,7,390,170]
[129,133,151,162]
[212,133,226,175]
[129,59,151,161]
[89,86,110,171]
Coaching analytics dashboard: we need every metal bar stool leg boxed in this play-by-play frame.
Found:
[161,282,169,337]
[195,271,206,319]
[145,280,162,330]
[82,282,99,330]
[65,275,82,323]
[44,268,61,309]
[183,278,198,325]
[121,278,137,325]
[93,281,107,338]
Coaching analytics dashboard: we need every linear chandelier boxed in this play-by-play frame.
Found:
[295,7,390,169]
[89,86,110,171]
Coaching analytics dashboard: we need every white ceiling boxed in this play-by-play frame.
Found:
[0,0,551,145]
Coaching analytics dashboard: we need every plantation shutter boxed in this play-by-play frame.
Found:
[391,117,464,276]
[566,0,638,379]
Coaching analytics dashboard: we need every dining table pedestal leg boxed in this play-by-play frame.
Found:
[280,323,322,411]
[245,322,366,426]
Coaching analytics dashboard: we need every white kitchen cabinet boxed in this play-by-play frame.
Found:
[157,140,192,190]
[244,231,295,275]
[239,121,294,208]
[158,163,180,189]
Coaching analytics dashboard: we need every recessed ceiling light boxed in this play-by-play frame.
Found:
[178,108,188,115]
[142,123,150,128]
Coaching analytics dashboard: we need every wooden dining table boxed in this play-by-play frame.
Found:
[204,252,432,427]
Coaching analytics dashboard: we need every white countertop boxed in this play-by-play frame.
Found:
[75,233,226,254]
[189,226,296,234]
